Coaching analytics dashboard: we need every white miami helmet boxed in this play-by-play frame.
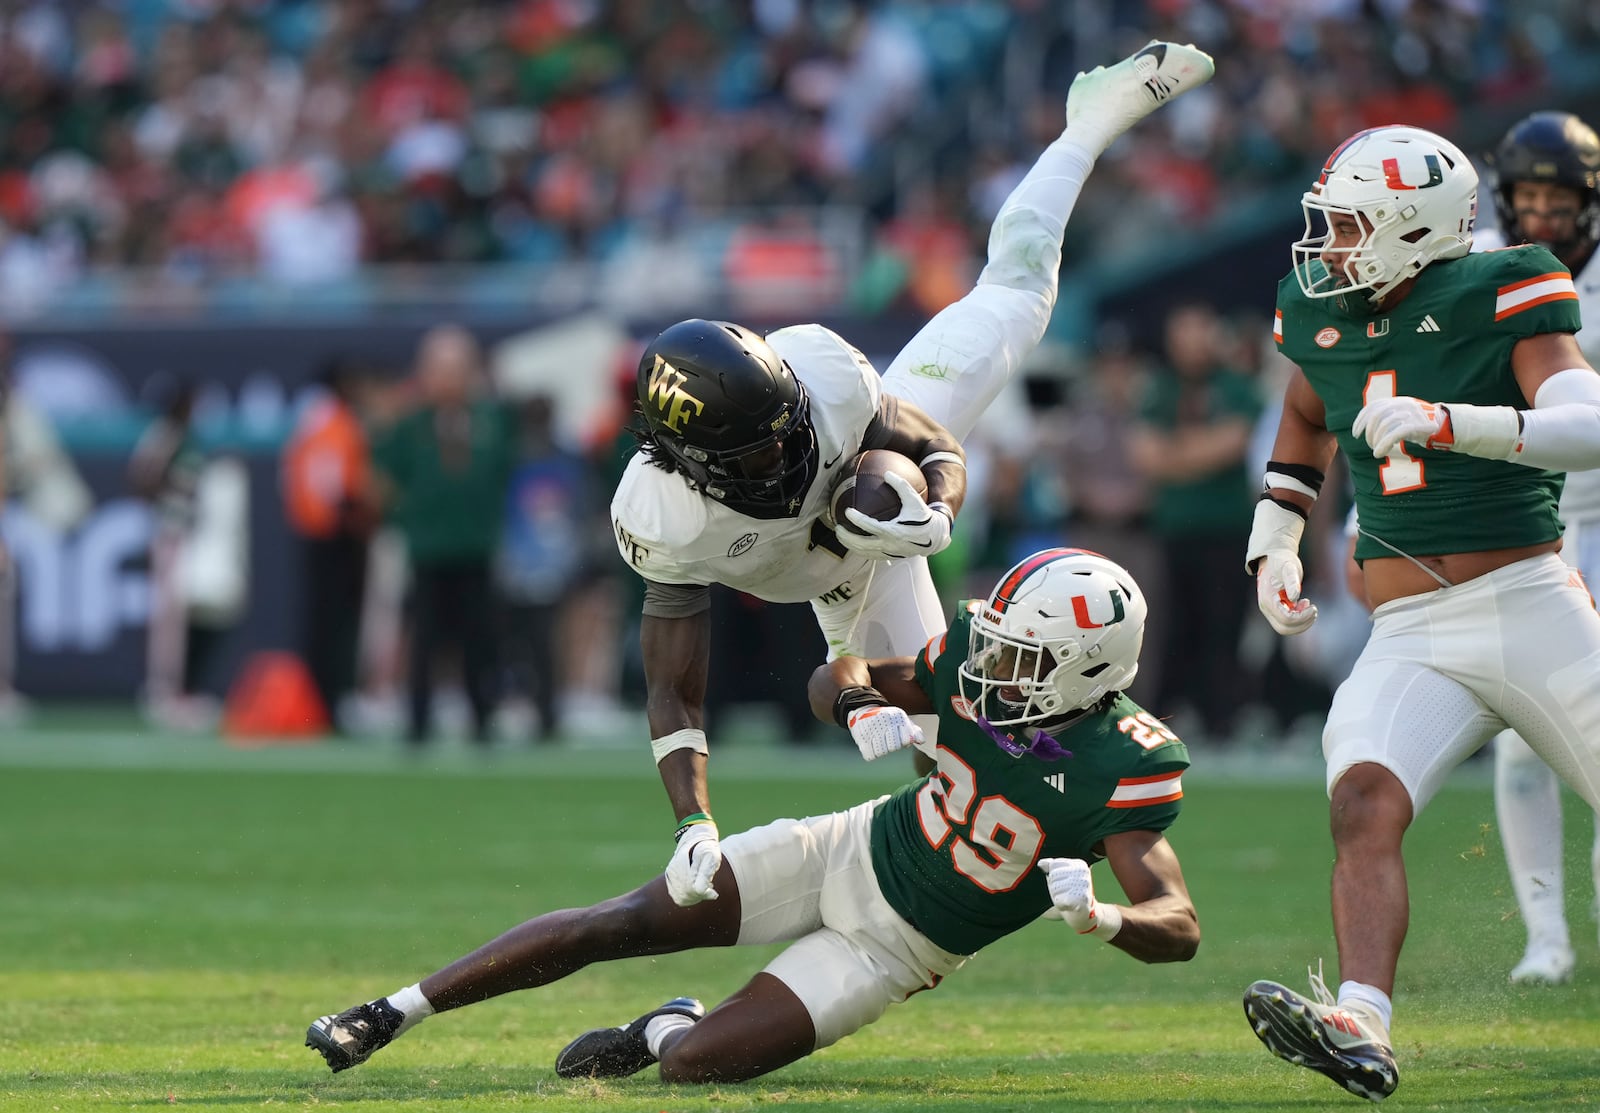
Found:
[1293,125,1477,306]
[958,548,1147,731]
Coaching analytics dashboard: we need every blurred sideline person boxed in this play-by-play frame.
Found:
[283,356,377,733]
[1128,302,1260,743]
[130,378,251,732]
[373,326,514,745]
[610,41,1216,912]
[1241,124,1600,1102]
[1479,112,1600,986]
[305,549,1198,1083]
[495,393,592,743]
[0,329,93,720]
[0,344,9,717]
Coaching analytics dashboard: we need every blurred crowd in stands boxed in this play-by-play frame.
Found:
[2,0,1596,315]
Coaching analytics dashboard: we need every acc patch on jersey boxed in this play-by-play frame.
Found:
[1314,326,1341,348]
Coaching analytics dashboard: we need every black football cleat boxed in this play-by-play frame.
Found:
[1244,978,1398,1102]
[306,998,405,1073]
[554,996,705,1079]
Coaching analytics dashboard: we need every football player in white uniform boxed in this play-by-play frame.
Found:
[1481,111,1600,985]
[610,41,1216,909]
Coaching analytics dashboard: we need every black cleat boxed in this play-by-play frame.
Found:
[306,998,405,1073]
[1244,978,1398,1102]
[554,996,705,1079]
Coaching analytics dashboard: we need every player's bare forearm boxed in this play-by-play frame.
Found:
[1101,830,1200,963]
[1104,893,1201,963]
[641,611,713,821]
[808,655,931,724]
[1267,368,1338,500]
[655,749,712,822]
[864,395,966,516]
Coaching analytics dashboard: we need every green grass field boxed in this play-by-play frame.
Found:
[3,724,1600,1112]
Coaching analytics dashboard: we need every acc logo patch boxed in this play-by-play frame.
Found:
[1314,326,1341,348]
[727,533,758,558]
[950,695,976,721]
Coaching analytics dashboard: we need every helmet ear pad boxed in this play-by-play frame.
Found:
[635,319,819,519]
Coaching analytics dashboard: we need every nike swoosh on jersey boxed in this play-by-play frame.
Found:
[823,451,844,468]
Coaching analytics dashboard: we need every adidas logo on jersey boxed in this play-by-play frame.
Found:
[1043,772,1066,793]
[1415,315,1441,333]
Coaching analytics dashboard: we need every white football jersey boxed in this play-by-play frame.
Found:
[1475,228,1600,520]
[611,323,884,604]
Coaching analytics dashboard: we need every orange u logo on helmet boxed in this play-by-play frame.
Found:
[1071,590,1125,630]
[1381,154,1443,191]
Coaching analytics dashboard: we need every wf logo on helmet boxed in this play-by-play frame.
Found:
[1072,590,1125,630]
[646,355,706,432]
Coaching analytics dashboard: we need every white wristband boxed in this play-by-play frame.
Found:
[1090,903,1124,941]
[919,450,965,470]
[651,728,709,764]
[1439,402,1522,460]
[1245,496,1306,575]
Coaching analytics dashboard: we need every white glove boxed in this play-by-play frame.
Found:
[845,704,924,761]
[665,821,721,906]
[837,472,953,559]
[1246,497,1317,636]
[1354,395,1525,461]
[1037,857,1121,938]
[1352,396,1450,458]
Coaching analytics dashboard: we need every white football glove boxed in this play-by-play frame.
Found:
[1246,497,1317,636]
[665,821,721,906]
[1037,857,1119,937]
[1354,395,1525,462]
[845,704,924,761]
[836,471,953,559]
[1352,396,1451,458]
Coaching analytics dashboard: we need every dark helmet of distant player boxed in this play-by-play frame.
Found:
[634,319,818,519]
[1488,111,1600,258]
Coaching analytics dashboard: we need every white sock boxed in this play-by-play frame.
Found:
[1494,733,1571,952]
[385,984,435,1037]
[1337,981,1393,1037]
[643,1013,697,1059]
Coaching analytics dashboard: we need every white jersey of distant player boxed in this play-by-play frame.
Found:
[611,323,883,604]
[1476,227,1600,519]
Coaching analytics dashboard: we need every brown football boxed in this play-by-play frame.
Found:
[830,449,928,535]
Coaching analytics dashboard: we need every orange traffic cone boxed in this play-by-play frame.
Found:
[222,651,329,745]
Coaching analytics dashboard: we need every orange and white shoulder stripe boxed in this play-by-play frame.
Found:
[1273,309,1284,345]
[922,631,947,670]
[1107,770,1183,809]
[1495,271,1577,321]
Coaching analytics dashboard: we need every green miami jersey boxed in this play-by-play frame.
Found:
[868,603,1189,957]
[1274,246,1581,561]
